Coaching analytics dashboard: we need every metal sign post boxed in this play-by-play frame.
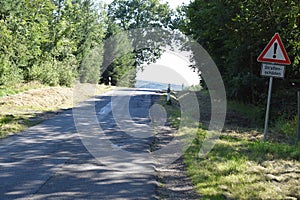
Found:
[263,77,273,142]
[257,33,291,143]
[298,90,300,143]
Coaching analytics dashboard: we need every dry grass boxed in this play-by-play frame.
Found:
[0,83,112,138]
[1,87,73,114]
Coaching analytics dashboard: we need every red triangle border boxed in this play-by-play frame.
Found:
[257,33,291,65]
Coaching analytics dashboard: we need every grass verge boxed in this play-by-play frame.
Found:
[0,82,112,139]
[0,81,46,97]
[166,91,300,199]
[185,131,300,199]
[228,101,298,143]
[228,101,263,126]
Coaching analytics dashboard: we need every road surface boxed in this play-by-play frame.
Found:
[0,88,163,200]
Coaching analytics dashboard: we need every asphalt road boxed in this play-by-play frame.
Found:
[0,88,162,200]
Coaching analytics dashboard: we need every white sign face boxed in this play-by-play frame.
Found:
[257,33,291,65]
[261,39,286,61]
[261,63,285,78]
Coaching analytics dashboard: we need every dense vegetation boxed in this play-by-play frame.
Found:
[176,2,300,197]
[0,0,174,88]
[0,0,106,86]
[180,0,299,121]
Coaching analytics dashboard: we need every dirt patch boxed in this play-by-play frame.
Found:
[156,157,202,200]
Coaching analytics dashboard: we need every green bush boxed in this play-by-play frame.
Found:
[29,59,59,86]
[57,58,77,87]
[28,55,77,87]
[0,56,23,86]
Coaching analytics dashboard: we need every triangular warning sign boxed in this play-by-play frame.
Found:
[257,33,291,65]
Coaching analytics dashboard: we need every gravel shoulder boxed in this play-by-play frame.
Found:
[151,120,202,199]
[155,157,202,200]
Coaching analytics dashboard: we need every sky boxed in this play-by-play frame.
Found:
[137,51,199,86]
[102,0,200,86]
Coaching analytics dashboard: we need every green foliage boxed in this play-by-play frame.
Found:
[108,0,172,30]
[112,55,136,87]
[228,101,264,125]
[164,90,300,199]
[0,16,23,85]
[0,81,44,97]
[0,0,106,87]
[105,0,174,82]
[0,55,23,86]
[80,45,103,84]
[101,22,136,87]
[273,115,297,137]
[29,60,59,86]
[0,0,179,89]
[183,0,300,103]
[183,84,202,91]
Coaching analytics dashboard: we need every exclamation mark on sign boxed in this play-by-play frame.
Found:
[273,42,278,58]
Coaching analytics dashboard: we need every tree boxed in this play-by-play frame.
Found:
[183,0,300,104]
[0,0,107,86]
[0,0,55,85]
[74,0,107,84]
[102,0,174,86]
[108,0,172,30]
[101,21,136,87]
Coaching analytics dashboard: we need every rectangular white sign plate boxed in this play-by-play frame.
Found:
[261,63,285,78]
